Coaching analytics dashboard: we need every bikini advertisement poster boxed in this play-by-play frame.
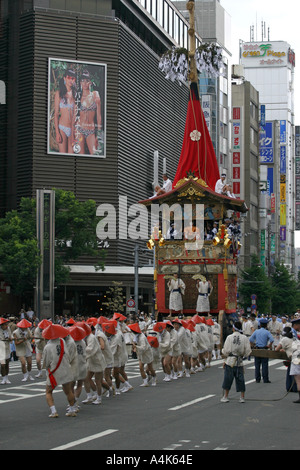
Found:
[48,58,106,158]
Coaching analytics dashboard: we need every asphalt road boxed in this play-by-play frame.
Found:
[0,355,299,454]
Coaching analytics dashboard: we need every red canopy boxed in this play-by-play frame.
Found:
[173,82,220,191]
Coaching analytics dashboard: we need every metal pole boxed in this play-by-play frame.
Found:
[36,189,55,321]
[134,243,139,316]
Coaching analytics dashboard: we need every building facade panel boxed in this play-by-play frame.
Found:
[0,0,193,315]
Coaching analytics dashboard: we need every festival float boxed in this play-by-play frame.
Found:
[139,0,248,326]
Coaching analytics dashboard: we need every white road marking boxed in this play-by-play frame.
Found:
[168,394,215,411]
[51,429,119,450]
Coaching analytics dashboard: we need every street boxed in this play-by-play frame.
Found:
[0,355,299,453]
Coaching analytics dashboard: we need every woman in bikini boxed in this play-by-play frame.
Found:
[76,69,101,155]
[54,69,76,154]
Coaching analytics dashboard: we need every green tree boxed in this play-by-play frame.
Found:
[270,262,299,315]
[0,189,105,299]
[238,255,272,314]
[0,198,41,296]
[102,281,126,315]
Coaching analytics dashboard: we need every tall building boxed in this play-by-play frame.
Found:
[231,69,260,269]
[0,0,197,316]
[240,40,296,273]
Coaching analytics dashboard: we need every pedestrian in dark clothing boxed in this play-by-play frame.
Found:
[249,319,274,383]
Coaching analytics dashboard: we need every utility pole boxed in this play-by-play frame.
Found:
[134,243,149,316]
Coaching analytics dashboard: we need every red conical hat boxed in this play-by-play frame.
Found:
[42,324,69,340]
[153,322,167,333]
[113,312,127,321]
[76,321,92,336]
[147,336,159,348]
[86,317,98,326]
[97,316,109,325]
[186,323,195,332]
[38,319,52,329]
[191,314,202,324]
[66,318,76,325]
[173,82,220,191]
[16,319,32,329]
[127,323,142,334]
[0,318,9,325]
[102,322,116,335]
[172,318,182,325]
[205,318,214,326]
[68,325,86,341]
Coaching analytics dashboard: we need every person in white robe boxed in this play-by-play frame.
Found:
[83,324,106,405]
[34,320,51,378]
[68,325,87,411]
[169,324,181,379]
[128,323,156,387]
[221,321,252,403]
[172,320,192,378]
[42,325,76,418]
[146,335,160,385]
[212,319,221,360]
[196,278,212,315]
[13,320,34,382]
[215,174,226,194]
[95,324,114,397]
[268,315,283,349]
[0,318,13,384]
[193,315,210,371]
[154,322,173,382]
[168,274,185,315]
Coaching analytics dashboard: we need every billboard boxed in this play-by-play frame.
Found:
[48,58,106,157]
[240,42,291,68]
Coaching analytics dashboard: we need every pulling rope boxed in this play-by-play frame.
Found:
[246,378,296,402]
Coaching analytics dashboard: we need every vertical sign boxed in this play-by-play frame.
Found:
[280,120,286,144]
[271,193,275,213]
[260,122,274,163]
[202,95,211,133]
[261,230,266,250]
[280,122,287,242]
[232,107,241,197]
[295,127,300,230]
[280,146,286,174]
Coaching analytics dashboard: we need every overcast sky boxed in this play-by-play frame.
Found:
[221,0,299,118]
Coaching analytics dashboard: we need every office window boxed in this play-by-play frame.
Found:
[157,0,163,26]
[250,101,258,120]
[152,0,157,21]
[250,127,258,147]
[168,7,173,37]
[174,15,179,43]
[164,1,169,32]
